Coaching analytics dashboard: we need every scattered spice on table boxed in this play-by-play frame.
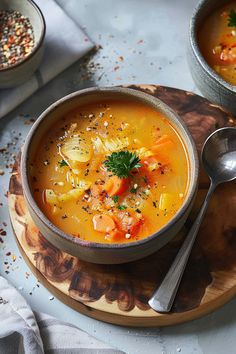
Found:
[0,10,35,69]
[0,229,7,236]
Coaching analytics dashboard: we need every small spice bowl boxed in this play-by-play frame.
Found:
[188,0,236,115]
[21,87,199,264]
[0,0,45,88]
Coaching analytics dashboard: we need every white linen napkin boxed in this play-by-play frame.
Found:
[0,276,124,354]
[0,0,94,119]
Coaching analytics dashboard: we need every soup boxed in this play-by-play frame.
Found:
[31,100,189,244]
[198,2,236,85]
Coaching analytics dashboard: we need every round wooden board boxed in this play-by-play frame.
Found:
[8,85,236,327]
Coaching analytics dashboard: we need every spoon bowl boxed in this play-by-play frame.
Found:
[202,127,236,184]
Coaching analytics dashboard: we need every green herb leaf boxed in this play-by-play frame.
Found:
[58,159,68,167]
[130,187,137,194]
[228,9,236,27]
[117,204,127,210]
[112,195,119,203]
[104,151,141,179]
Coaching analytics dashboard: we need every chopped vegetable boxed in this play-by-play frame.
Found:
[61,136,92,163]
[104,151,141,178]
[92,214,116,233]
[114,211,143,236]
[106,228,124,241]
[92,136,129,153]
[45,189,58,204]
[136,147,154,158]
[46,180,92,204]
[90,183,103,198]
[58,188,86,202]
[66,171,83,188]
[104,175,130,196]
[141,156,162,172]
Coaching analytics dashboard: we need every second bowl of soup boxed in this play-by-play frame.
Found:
[189,0,236,114]
[21,87,198,264]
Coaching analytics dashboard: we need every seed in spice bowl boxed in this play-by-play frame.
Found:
[0,10,35,69]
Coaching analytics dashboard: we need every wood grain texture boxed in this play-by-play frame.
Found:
[8,85,236,327]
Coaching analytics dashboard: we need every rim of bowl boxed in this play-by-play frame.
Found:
[21,86,199,251]
[190,0,236,93]
[0,0,46,72]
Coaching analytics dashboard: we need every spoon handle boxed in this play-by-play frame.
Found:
[148,182,216,313]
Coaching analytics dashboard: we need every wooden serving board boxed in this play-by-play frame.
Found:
[8,85,236,327]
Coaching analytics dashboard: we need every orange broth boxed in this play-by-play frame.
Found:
[31,100,189,244]
[198,2,236,85]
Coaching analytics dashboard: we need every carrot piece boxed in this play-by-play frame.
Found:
[115,211,143,236]
[106,228,124,241]
[140,156,167,180]
[92,214,116,233]
[104,175,129,196]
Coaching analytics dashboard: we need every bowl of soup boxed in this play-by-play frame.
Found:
[189,0,236,114]
[21,87,199,264]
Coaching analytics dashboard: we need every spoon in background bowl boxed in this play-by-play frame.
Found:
[149,127,236,313]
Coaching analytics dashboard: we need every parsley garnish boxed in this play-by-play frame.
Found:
[130,187,137,194]
[228,9,236,27]
[58,159,68,167]
[117,204,127,210]
[104,151,141,179]
[112,195,119,203]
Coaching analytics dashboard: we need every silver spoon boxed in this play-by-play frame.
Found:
[149,127,236,313]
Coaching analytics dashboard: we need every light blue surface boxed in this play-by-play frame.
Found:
[0,1,235,353]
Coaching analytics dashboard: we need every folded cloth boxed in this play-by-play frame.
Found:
[0,0,94,119]
[0,276,124,354]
